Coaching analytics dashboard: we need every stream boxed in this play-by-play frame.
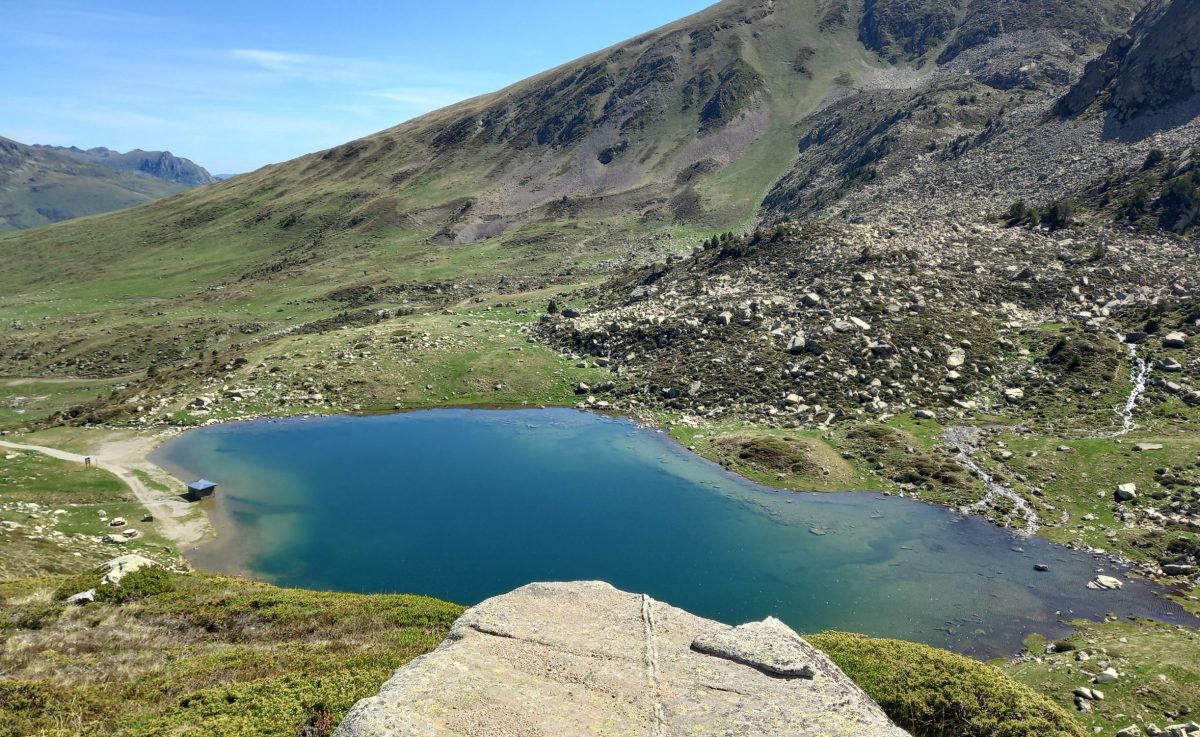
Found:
[1116,338,1153,436]
[945,425,1040,537]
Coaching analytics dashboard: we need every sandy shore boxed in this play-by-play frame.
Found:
[0,429,212,549]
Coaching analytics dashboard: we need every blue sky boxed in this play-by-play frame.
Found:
[2,1,714,174]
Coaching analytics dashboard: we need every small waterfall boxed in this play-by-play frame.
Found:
[1116,339,1152,436]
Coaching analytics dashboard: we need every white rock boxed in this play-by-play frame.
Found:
[1163,332,1188,349]
[101,554,159,585]
[67,589,96,605]
[1090,575,1125,590]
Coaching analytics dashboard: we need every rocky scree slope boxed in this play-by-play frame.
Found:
[538,219,1198,431]
[764,0,1200,225]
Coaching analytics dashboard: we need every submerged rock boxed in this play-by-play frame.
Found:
[335,581,910,737]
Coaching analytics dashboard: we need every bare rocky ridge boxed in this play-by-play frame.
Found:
[335,581,910,737]
[1056,0,1200,123]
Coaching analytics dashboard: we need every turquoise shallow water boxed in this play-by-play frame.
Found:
[155,408,1194,658]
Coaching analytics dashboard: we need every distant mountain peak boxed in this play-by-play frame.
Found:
[1,136,215,231]
[47,145,217,186]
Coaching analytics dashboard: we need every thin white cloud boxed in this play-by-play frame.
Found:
[369,87,475,109]
[230,49,316,74]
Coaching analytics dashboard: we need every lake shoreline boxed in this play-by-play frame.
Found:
[55,403,1162,584]
[147,407,1198,660]
[15,403,1193,639]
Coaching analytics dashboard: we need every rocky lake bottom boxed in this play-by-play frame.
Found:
[154,408,1195,659]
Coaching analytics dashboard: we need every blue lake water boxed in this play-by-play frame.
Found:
[155,408,1194,658]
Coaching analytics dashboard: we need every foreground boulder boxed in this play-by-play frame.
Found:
[101,554,159,585]
[336,581,909,736]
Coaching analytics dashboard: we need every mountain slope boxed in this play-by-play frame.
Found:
[0,137,198,231]
[0,0,1185,388]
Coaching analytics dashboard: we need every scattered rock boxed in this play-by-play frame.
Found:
[101,555,159,585]
[1090,575,1125,590]
[67,589,96,605]
[1163,332,1188,349]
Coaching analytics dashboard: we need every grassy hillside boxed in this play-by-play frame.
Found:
[0,571,462,737]
[0,450,178,579]
[0,0,881,379]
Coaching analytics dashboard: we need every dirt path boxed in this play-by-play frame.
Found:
[2,373,143,387]
[0,437,209,547]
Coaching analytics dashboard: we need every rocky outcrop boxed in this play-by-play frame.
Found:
[335,581,910,737]
[860,0,1140,65]
[1056,0,1200,121]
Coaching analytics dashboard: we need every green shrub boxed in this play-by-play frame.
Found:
[811,632,1086,737]
[95,566,175,604]
[5,601,64,631]
[1040,199,1074,231]
[52,571,101,602]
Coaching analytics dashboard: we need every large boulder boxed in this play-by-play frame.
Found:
[335,581,910,737]
[101,554,159,586]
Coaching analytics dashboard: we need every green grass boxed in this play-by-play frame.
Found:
[0,451,175,578]
[0,377,129,430]
[669,421,885,491]
[0,571,463,737]
[1002,619,1200,736]
[991,432,1200,561]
